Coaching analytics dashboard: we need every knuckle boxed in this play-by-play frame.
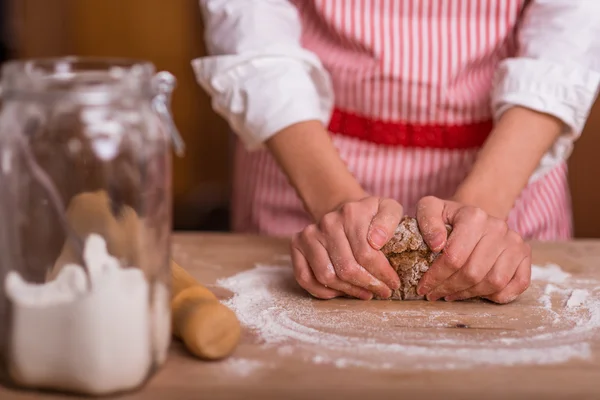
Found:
[315,266,336,286]
[488,217,508,235]
[443,248,464,271]
[318,213,338,233]
[339,202,358,218]
[505,229,524,246]
[372,214,398,233]
[461,206,487,224]
[336,262,357,282]
[355,246,377,267]
[299,224,317,242]
[419,195,437,205]
[416,196,437,212]
[487,273,508,291]
[462,267,483,285]
[517,269,532,291]
[293,266,311,288]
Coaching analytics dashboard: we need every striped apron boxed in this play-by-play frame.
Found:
[231,0,572,240]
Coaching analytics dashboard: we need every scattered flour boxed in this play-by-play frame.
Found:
[222,358,268,378]
[217,262,600,373]
[567,289,589,309]
[531,264,571,283]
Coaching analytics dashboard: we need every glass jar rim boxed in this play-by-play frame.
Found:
[1,56,158,102]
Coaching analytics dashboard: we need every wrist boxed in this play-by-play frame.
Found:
[307,186,368,221]
[453,106,564,220]
[452,180,513,220]
[265,120,367,222]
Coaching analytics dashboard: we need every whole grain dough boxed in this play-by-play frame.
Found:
[380,217,451,300]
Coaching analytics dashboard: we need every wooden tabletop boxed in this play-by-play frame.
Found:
[2,233,600,400]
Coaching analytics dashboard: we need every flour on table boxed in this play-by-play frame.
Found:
[566,289,589,308]
[531,263,571,283]
[221,358,268,378]
[218,262,600,372]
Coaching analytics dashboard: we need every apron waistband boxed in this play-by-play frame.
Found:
[328,108,492,149]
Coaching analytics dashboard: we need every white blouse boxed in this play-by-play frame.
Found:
[192,0,600,182]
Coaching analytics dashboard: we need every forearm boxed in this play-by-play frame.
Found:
[266,121,366,221]
[453,106,564,219]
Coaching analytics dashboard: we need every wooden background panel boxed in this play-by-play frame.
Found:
[569,98,600,238]
[11,0,231,230]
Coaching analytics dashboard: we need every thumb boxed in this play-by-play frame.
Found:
[416,196,457,252]
[367,198,404,250]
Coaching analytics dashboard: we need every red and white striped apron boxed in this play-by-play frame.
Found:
[231,0,573,240]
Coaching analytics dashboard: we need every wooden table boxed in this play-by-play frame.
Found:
[2,233,600,400]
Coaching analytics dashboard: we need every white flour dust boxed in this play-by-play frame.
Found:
[217,262,600,372]
[219,358,268,378]
[567,289,589,308]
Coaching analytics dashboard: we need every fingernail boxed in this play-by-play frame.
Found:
[368,228,388,249]
[378,287,392,299]
[430,233,445,252]
[362,292,374,301]
[444,296,454,302]
[426,294,438,302]
[417,285,429,296]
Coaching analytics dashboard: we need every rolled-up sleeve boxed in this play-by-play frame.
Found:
[492,0,600,137]
[192,0,334,150]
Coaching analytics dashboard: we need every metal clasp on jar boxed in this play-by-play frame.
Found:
[152,71,185,157]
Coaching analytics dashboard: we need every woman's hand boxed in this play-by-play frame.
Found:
[291,196,403,300]
[415,196,532,304]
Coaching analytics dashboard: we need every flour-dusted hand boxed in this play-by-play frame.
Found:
[291,197,403,300]
[414,196,532,304]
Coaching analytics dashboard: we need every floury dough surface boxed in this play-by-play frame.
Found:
[380,217,450,300]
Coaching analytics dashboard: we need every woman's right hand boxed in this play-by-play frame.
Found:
[290,196,403,300]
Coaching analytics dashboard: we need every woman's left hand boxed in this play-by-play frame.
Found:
[414,196,532,304]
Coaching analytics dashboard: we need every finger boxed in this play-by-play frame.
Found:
[367,198,404,250]
[417,206,488,297]
[484,255,532,304]
[444,242,526,302]
[341,201,401,290]
[291,245,343,300]
[302,240,374,300]
[319,211,393,298]
[426,221,507,301]
[415,196,450,252]
[294,226,373,300]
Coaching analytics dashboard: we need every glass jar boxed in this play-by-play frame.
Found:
[0,57,184,396]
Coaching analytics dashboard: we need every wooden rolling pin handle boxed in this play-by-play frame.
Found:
[170,261,241,361]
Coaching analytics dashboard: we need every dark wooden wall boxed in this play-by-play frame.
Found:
[12,0,231,230]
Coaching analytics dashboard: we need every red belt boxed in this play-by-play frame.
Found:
[328,108,492,149]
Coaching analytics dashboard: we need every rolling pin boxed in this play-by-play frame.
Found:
[48,190,241,360]
[170,260,241,360]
